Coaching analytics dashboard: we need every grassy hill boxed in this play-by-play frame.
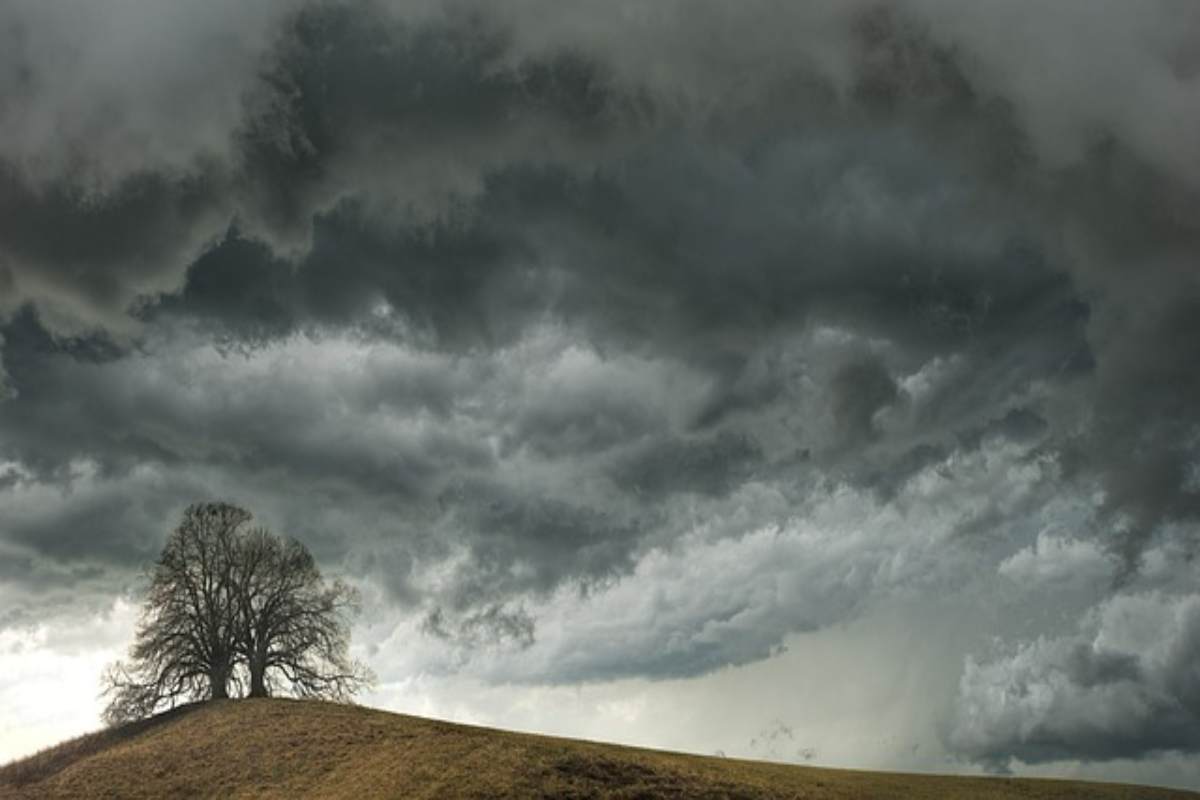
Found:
[1,699,1195,799]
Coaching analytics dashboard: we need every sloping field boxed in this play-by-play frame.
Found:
[1,698,1194,799]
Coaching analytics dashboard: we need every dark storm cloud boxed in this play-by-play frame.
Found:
[0,339,12,401]
[0,164,230,335]
[2,0,1200,770]
[0,0,302,332]
[611,431,762,498]
[0,308,492,501]
[0,3,1142,542]
[1079,282,1200,572]
[436,480,643,603]
[230,2,635,250]
[829,356,899,445]
[0,0,636,337]
[2,478,187,570]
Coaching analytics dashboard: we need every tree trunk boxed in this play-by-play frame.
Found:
[249,654,268,698]
[209,667,229,700]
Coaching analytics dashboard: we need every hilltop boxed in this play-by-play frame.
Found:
[1,699,1194,799]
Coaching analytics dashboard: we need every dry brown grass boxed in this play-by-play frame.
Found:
[1,698,1194,799]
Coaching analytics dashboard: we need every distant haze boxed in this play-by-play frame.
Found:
[2,0,1200,789]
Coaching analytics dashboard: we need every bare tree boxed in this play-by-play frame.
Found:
[232,527,371,700]
[102,503,370,725]
[102,503,249,725]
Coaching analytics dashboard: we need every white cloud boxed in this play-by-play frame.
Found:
[951,590,1200,766]
[998,529,1114,588]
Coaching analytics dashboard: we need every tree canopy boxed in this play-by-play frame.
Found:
[102,502,371,725]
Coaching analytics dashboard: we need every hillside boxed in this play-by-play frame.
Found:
[1,699,1194,799]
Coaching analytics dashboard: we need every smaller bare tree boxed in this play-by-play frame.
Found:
[232,527,371,700]
[102,503,248,725]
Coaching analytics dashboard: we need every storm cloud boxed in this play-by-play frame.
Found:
[2,0,1200,780]
[952,588,1200,768]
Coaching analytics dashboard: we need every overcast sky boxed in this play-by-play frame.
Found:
[2,0,1200,789]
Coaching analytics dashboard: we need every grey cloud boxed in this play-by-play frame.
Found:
[5,0,1072,349]
[611,431,762,499]
[0,0,298,185]
[905,0,1200,187]
[230,2,637,249]
[0,308,495,488]
[851,442,947,502]
[830,356,899,446]
[495,349,672,460]
[4,481,175,566]
[1062,645,1141,689]
[0,166,231,336]
[437,480,643,604]
[1082,288,1200,571]
[411,441,1060,685]
[423,604,536,651]
[0,458,212,622]
[4,0,1197,347]
[950,591,1200,767]
[0,0,302,334]
[961,408,1049,451]
[998,530,1115,590]
[0,337,12,401]
[0,0,639,337]
[689,350,795,432]
[914,3,1200,570]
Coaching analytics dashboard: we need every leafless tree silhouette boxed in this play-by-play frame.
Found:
[102,503,370,725]
[102,503,247,724]
[233,527,368,700]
